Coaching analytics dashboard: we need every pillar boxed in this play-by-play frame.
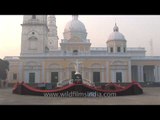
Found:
[18,62,23,81]
[138,65,144,82]
[158,66,160,82]
[155,66,160,82]
[101,69,105,83]
[42,62,45,83]
[59,70,62,81]
[89,69,92,82]
[106,62,109,83]
[128,60,132,82]
[140,65,144,82]
[82,67,85,80]
[138,66,140,82]
[66,68,70,80]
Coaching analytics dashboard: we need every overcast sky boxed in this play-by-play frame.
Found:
[0,15,160,59]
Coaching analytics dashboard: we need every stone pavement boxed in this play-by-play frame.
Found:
[0,87,160,105]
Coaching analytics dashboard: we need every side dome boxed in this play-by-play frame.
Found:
[107,23,126,41]
[63,16,87,41]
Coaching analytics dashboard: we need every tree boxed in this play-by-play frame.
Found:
[0,59,9,80]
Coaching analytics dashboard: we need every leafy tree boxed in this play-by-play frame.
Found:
[0,59,9,80]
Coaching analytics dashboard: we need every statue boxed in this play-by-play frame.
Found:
[74,59,81,75]
[73,59,82,83]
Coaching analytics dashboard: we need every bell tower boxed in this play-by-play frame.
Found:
[47,15,58,51]
[21,15,49,55]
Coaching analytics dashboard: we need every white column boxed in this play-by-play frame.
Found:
[66,68,70,80]
[6,70,10,81]
[106,62,109,83]
[63,70,66,80]
[113,42,116,53]
[138,66,141,82]
[101,69,105,83]
[128,61,132,82]
[138,65,144,82]
[42,62,45,82]
[89,69,92,82]
[59,70,62,81]
[62,70,65,80]
[155,66,159,82]
[18,62,23,81]
[69,68,71,79]
[25,71,29,83]
[122,71,125,83]
[108,47,110,53]
[82,67,85,80]
[35,70,40,83]
[46,70,50,83]
[154,66,157,82]
[114,46,116,53]
[111,70,115,82]
[158,66,160,82]
[121,45,123,53]
[140,65,144,82]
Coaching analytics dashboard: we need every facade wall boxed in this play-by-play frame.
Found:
[6,57,160,84]
[6,60,20,83]
[6,57,133,84]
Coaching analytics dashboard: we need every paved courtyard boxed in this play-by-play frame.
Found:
[0,87,160,105]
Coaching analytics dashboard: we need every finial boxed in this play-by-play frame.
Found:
[72,15,78,20]
[113,22,119,32]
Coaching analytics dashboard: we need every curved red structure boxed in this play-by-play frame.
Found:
[12,81,143,97]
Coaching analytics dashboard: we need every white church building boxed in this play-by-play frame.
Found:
[4,15,160,86]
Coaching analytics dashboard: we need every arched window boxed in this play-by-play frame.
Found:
[124,47,126,52]
[117,47,121,52]
[32,15,36,19]
[28,36,38,50]
[73,50,78,55]
[110,47,113,53]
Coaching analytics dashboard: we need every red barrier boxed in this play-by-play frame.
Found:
[13,81,142,94]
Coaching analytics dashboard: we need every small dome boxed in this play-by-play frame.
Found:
[108,32,125,41]
[64,16,86,33]
[108,23,126,41]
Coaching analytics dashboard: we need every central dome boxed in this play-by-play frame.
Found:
[63,16,87,41]
[64,16,86,33]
